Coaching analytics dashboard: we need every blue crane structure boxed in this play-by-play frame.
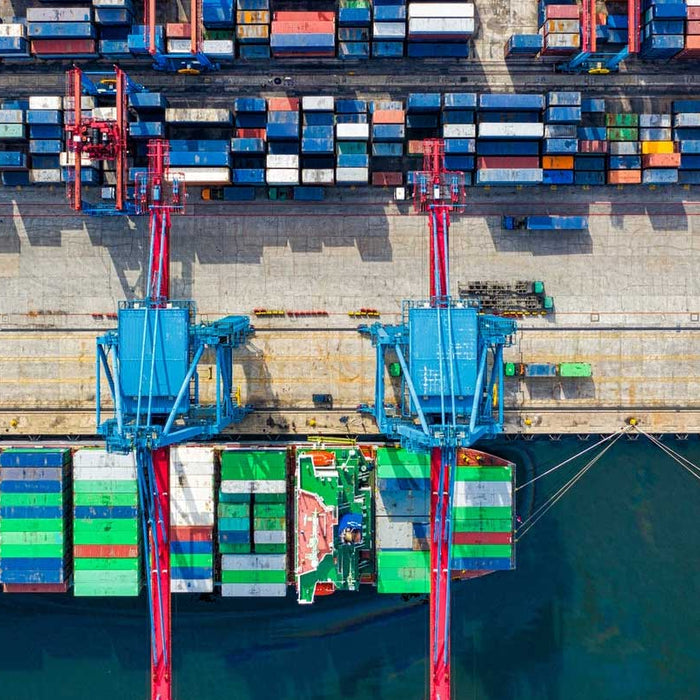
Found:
[94,139,252,700]
[359,139,516,700]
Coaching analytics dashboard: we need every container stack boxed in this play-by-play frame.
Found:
[270,11,336,58]
[99,27,132,59]
[678,2,700,58]
[372,0,406,57]
[28,96,64,185]
[504,34,543,58]
[168,140,232,184]
[218,450,288,597]
[476,93,544,185]
[128,24,165,55]
[202,0,235,31]
[233,97,266,184]
[0,448,71,593]
[0,102,28,186]
[640,0,685,59]
[406,2,474,58]
[27,6,98,59]
[301,96,334,185]
[673,100,700,185]
[450,457,514,572]
[374,447,430,594]
[539,3,580,56]
[442,92,476,181]
[266,96,301,186]
[575,97,607,185]
[606,112,641,185]
[0,23,29,58]
[370,101,404,186]
[72,448,140,597]
[338,0,371,58]
[640,113,679,185]
[542,91,580,185]
[128,93,167,139]
[94,0,133,59]
[236,0,271,59]
[336,100,371,186]
[170,446,215,593]
[201,29,236,63]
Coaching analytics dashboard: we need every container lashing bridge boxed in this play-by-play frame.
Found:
[557,0,641,73]
[93,139,252,700]
[65,65,145,215]
[145,0,219,73]
[359,139,517,700]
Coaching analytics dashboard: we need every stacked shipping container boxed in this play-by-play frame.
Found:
[640,0,686,59]
[0,448,71,592]
[539,2,580,56]
[270,11,336,57]
[407,2,474,57]
[27,6,97,58]
[72,449,140,596]
[674,100,700,184]
[236,0,271,58]
[338,0,371,58]
[372,0,406,57]
[337,99,371,185]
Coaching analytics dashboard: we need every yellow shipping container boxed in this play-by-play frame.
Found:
[236,10,270,24]
[236,24,270,40]
[641,141,675,154]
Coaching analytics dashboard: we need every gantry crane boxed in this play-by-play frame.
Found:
[359,139,517,700]
[557,0,641,73]
[65,65,144,214]
[94,139,252,700]
[144,0,219,73]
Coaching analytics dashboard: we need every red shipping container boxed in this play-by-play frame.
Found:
[170,525,213,541]
[166,23,192,38]
[372,109,405,124]
[477,156,539,169]
[236,128,266,139]
[273,11,335,21]
[3,583,69,593]
[643,153,681,168]
[271,21,335,34]
[31,39,96,55]
[453,531,513,546]
[267,97,299,111]
[74,544,139,558]
[686,20,700,34]
[688,8,700,20]
[408,140,424,155]
[579,139,608,153]
[372,172,403,186]
[608,170,641,185]
[545,5,580,19]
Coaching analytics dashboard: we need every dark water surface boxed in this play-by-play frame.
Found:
[1,437,699,700]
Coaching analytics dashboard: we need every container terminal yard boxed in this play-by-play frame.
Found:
[0,0,699,697]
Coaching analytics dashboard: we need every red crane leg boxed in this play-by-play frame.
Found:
[150,447,171,700]
[150,209,170,301]
[429,207,449,301]
[430,447,451,700]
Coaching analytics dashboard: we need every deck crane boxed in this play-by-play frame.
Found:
[557,0,640,73]
[94,139,252,700]
[65,65,144,215]
[359,139,517,700]
[144,0,219,73]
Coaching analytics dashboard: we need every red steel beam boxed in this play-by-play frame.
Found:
[71,67,82,211]
[628,0,640,53]
[116,68,127,212]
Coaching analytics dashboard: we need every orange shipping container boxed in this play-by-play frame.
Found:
[166,23,191,38]
[372,172,403,186]
[608,170,641,185]
[685,36,700,49]
[408,140,424,155]
[373,109,405,124]
[267,97,299,111]
[273,11,335,21]
[642,153,681,168]
[236,128,266,140]
[542,155,574,169]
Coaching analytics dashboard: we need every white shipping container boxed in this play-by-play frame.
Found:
[442,124,476,138]
[372,21,406,39]
[73,466,137,481]
[544,125,577,138]
[544,19,580,33]
[640,114,671,128]
[26,7,92,22]
[478,122,544,139]
[28,96,63,110]
[544,33,580,49]
[687,0,700,6]
[171,461,216,477]
[640,128,672,141]
[172,579,214,593]
[29,169,62,183]
[166,167,231,184]
[171,508,215,527]
[170,473,213,490]
[92,107,118,121]
[0,110,25,124]
[253,530,286,544]
[302,168,334,184]
[266,168,299,185]
[93,0,131,6]
[202,39,234,56]
[221,479,286,494]
[674,114,700,128]
[336,123,369,140]
[221,583,287,597]
[609,142,641,155]
[170,486,214,503]
[266,154,299,169]
[453,481,512,508]
[336,167,369,183]
[302,96,335,112]
[376,516,415,549]
[73,446,135,466]
[165,108,231,124]
[0,125,25,138]
[170,445,215,464]
[167,39,192,53]
[103,170,117,185]
[408,18,474,34]
[222,554,286,570]
[63,96,96,110]
[408,2,474,18]
[60,152,98,167]
[0,24,25,38]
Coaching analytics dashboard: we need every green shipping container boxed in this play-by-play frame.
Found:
[220,450,286,481]
[74,583,140,597]
[336,141,367,155]
[452,506,512,521]
[378,577,429,594]
[558,362,592,378]
[73,520,138,535]
[0,518,64,532]
[375,447,430,480]
[0,493,63,507]
[217,503,250,518]
[0,543,65,558]
[253,504,286,518]
[221,569,286,584]
[1,531,63,545]
[74,480,137,494]
[606,127,638,141]
[219,517,249,531]
[219,543,251,554]
[74,557,140,571]
[73,570,140,585]
[451,544,512,558]
[605,113,639,127]
[451,518,513,533]
[252,493,286,504]
[254,543,286,554]
[253,517,285,531]
[74,492,138,507]
[218,493,252,504]
[454,466,512,482]
[171,552,213,568]
[73,530,138,546]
